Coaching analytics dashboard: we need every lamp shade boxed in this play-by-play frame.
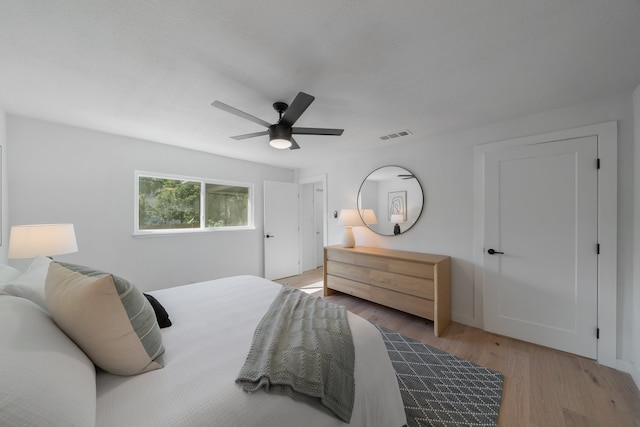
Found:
[390,214,405,223]
[337,209,361,227]
[8,224,78,259]
[361,209,378,225]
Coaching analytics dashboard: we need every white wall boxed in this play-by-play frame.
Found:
[299,93,636,363]
[7,115,294,291]
[632,83,640,383]
[0,112,7,263]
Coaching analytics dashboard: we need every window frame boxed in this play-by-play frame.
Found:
[134,171,255,236]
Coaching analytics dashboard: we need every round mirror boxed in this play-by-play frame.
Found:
[357,166,424,236]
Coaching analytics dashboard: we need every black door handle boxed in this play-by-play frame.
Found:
[265,234,275,238]
[487,248,504,255]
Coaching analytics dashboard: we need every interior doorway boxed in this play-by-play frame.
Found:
[299,175,327,272]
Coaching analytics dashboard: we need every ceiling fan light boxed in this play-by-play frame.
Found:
[269,138,292,149]
[268,124,292,149]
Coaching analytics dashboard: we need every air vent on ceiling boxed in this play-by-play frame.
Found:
[379,129,413,141]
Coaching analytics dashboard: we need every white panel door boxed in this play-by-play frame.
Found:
[264,181,299,280]
[483,136,598,358]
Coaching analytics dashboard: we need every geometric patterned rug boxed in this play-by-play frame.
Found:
[375,325,504,427]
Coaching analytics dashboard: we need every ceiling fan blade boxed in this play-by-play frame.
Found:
[279,92,315,128]
[398,174,416,180]
[292,127,344,136]
[289,137,301,150]
[211,100,271,128]
[230,130,269,140]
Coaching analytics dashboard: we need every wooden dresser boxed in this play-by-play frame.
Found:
[324,245,451,336]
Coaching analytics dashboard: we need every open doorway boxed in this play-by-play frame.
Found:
[299,175,327,273]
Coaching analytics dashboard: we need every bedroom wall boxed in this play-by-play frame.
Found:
[6,115,295,291]
[0,111,7,264]
[298,93,637,364]
[632,83,640,383]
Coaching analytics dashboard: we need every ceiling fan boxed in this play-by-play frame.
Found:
[398,174,416,180]
[211,92,344,150]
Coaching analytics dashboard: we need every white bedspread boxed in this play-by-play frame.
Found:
[96,275,406,427]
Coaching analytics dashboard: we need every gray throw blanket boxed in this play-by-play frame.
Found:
[236,285,355,423]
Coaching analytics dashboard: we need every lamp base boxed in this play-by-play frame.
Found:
[342,226,355,248]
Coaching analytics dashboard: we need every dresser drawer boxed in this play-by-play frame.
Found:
[326,275,372,300]
[371,288,434,320]
[326,260,370,283]
[386,258,435,280]
[327,249,435,280]
[371,270,434,300]
[327,250,387,271]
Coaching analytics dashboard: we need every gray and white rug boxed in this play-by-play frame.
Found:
[375,325,504,427]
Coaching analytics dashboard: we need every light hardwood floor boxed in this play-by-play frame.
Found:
[276,268,640,427]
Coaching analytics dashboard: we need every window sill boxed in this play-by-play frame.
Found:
[132,227,256,238]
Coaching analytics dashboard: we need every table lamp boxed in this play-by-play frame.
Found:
[338,209,361,248]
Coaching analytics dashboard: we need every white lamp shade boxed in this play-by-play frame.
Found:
[8,224,78,259]
[391,214,405,223]
[337,209,361,226]
[361,209,378,225]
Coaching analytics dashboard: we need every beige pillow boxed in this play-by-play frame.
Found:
[45,262,165,376]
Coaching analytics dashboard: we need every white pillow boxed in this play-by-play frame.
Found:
[9,255,52,297]
[0,256,52,310]
[0,283,48,310]
[0,295,96,427]
[0,264,21,283]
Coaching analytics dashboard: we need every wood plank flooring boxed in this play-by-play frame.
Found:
[276,268,640,427]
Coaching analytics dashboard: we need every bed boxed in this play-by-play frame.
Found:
[0,257,407,427]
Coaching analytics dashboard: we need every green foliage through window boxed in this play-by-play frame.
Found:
[137,173,252,232]
[205,184,249,227]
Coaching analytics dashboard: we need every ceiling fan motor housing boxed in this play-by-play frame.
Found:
[268,124,292,140]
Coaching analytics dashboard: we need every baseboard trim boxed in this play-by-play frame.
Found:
[451,313,482,329]
[616,359,640,390]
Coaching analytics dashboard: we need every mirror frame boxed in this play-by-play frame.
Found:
[357,165,424,236]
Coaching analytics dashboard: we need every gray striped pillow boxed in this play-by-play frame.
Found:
[45,262,164,376]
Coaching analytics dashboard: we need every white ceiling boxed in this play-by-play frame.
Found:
[1,0,639,170]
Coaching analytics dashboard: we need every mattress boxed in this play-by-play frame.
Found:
[95,275,407,427]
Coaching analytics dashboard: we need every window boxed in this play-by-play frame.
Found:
[135,172,253,234]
